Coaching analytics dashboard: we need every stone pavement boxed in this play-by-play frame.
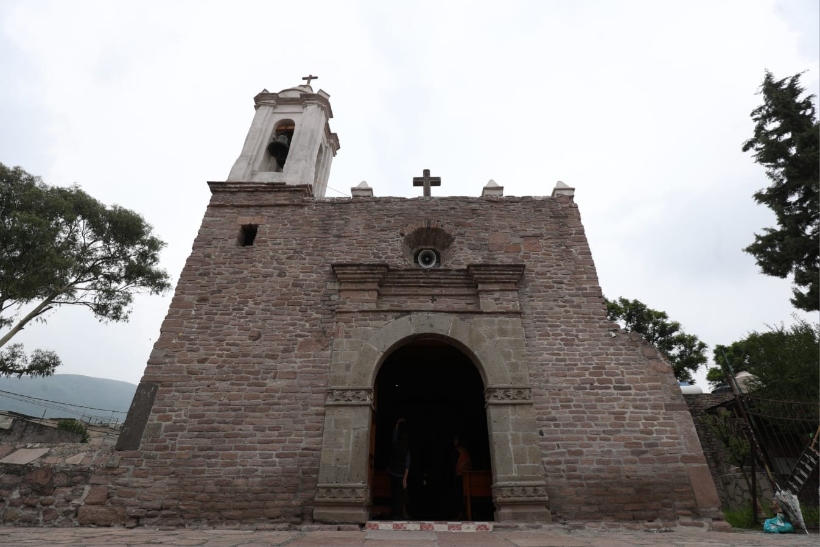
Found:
[0,526,816,547]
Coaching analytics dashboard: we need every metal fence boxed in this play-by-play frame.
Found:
[741,393,819,507]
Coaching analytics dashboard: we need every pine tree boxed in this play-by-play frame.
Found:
[742,71,819,312]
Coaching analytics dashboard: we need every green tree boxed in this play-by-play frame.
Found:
[705,341,750,390]
[705,366,728,390]
[605,297,708,383]
[711,319,819,401]
[742,71,819,312]
[0,163,171,377]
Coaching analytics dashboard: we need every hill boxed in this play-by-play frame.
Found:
[0,374,137,424]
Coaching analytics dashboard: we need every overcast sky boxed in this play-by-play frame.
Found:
[1,0,818,389]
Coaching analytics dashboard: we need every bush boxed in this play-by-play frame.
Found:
[56,419,89,443]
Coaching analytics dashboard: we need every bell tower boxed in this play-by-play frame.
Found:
[227,77,340,197]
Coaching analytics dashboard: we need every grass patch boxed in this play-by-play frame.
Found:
[802,506,819,529]
[722,501,776,530]
[723,506,759,529]
[724,503,820,531]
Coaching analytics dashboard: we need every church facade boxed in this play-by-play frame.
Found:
[106,82,722,527]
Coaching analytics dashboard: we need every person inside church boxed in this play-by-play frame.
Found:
[451,436,472,519]
[387,418,411,519]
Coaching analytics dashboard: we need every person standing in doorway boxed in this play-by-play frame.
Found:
[452,436,472,519]
[387,418,411,519]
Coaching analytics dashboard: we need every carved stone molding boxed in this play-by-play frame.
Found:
[315,483,368,503]
[493,481,549,504]
[329,263,531,313]
[467,264,525,312]
[207,182,313,204]
[326,388,373,406]
[331,263,389,285]
[485,386,532,404]
[467,264,525,288]
[331,264,390,310]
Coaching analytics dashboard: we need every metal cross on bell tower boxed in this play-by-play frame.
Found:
[412,169,441,197]
[302,74,318,86]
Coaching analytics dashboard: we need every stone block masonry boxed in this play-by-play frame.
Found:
[0,442,119,527]
[98,183,723,528]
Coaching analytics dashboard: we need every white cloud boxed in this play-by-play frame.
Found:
[1,0,816,386]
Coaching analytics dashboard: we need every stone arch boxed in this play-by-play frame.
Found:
[343,313,515,389]
[315,311,550,524]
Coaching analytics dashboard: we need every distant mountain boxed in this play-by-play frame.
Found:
[0,374,137,423]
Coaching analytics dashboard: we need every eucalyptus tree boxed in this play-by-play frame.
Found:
[0,163,170,377]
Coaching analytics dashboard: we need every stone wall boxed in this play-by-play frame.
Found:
[0,417,82,444]
[0,463,92,526]
[101,185,721,527]
[717,469,774,512]
[684,393,774,511]
[0,442,116,527]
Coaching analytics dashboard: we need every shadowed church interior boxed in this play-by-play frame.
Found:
[371,341,494,521]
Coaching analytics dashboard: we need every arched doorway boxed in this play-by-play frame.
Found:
[371,340,494,520]
[313,313,550,524]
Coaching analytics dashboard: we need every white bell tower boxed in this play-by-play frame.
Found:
[227,76,340,197]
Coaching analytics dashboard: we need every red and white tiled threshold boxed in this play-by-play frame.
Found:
[366,521,493,532]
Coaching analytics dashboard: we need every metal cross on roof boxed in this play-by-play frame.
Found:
[412,169,441,197]
[302,74,318,86]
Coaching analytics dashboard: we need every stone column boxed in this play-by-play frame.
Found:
[313,388,373,523]
[485,386,551,522]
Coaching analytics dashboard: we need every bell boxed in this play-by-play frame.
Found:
[267,134,290,168]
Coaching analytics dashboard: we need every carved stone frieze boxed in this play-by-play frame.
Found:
[485,386,532,404]
[326,388,373,406]
[493,482,549,503]
[315,483,368,503]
